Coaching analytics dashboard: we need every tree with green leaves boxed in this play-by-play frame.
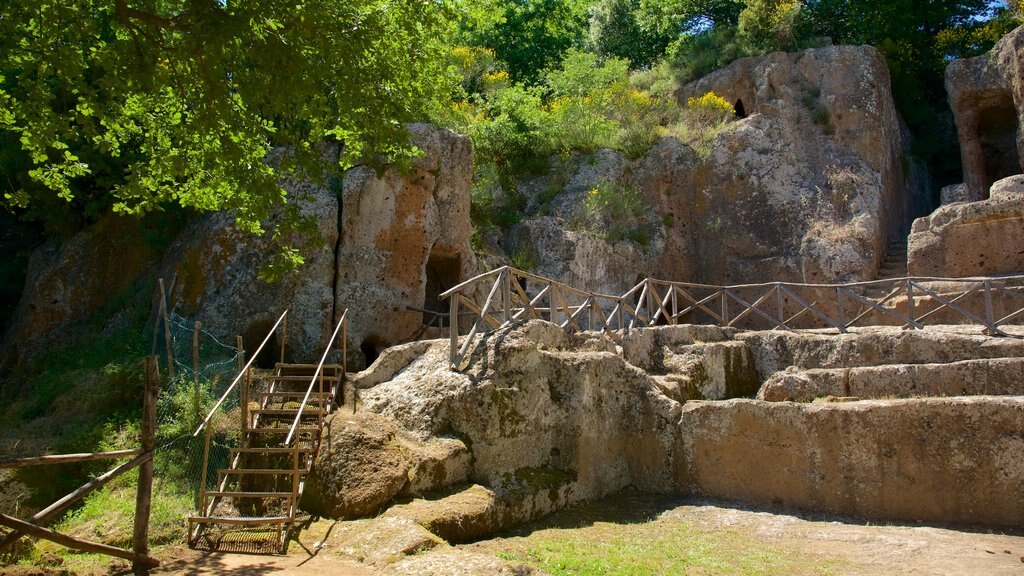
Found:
[636,0,744,36]
[0,0,453,273]
[588,0,675,68]
[737,0,801,53]
[453,0,592,85]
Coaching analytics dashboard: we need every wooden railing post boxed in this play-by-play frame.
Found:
[199,426,212,515]
[836,287,845,332]
[984,279,996,333]
[133,356,159,575]
[449,293,459,367]
[775,284,784,327]
[242,366,250,440]
[158,279,175,380]
[192,321,201,424]
[501,269,512,324]
[721,289,729,325]
[906,279,916,329]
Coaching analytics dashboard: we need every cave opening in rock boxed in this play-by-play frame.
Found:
[423,251,461,327]
[360,336,386,368]
[242,321,287,369]
[734,99,747,119]
[977,96,1021,193]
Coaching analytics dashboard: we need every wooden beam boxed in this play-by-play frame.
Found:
[158,278,174,380]
[0,513,158,567]
[0,449,143,469]
[133,357,159,575]
[0,452,152,552]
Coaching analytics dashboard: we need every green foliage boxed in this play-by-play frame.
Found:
[454,0,591,85]
[582,181,653,245]
[472,85,554,165]
[667,25,747,84]
[588,0,676,68]
[686,92,736,127]
[546,51,631,99]
[637,0,745,36]
[737,0,802,53]
[510,248,539,271]
[0,0,453,265]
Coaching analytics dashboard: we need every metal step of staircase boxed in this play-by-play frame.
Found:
[190,359,345,554]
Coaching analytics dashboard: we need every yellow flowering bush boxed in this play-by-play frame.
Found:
[685,91,735,128]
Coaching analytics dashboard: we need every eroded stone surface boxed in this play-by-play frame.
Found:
[323,322,1024,535]
[758,357,1024,401]
[677,397,1024,527]
[945,24,1024,199]
[907,176,1024,278]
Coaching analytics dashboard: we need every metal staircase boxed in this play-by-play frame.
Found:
[187,310,347,553]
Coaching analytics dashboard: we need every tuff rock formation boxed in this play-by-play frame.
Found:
[1,125,477,368]
[310,321,1024,531]
[160,169,338,361]
[494,44,924,290]
[907,174,1024,277]
[336,123,476,367]
[945,24,1024,200]
[0,213,166,369]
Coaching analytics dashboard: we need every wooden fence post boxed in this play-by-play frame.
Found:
[158,279,175,380]
[133,356,159,575]
[449,294,459,368]
[192,321,201,424]
[236,335,244,373]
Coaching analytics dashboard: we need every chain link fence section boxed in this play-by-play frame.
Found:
[152,313,246,510]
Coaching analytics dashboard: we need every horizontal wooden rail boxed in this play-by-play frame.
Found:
[0,449,143,469]
[0,513,159,567]
[0,452,151,552]
[441,266,1024,371]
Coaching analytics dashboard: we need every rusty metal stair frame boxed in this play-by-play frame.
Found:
[187,309,348,553]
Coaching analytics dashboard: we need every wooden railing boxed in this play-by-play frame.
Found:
[441,267,1024,370]
[192,309,289,439]
[0,357,162,572]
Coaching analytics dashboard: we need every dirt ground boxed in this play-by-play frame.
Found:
[91,493,1024,575]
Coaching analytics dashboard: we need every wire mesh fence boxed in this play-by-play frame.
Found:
[152,313,245,512]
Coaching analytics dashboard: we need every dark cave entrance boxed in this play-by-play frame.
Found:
[360,336,387,368]
[423,251,461,328]
[242,321,288,369]
[977,96,1021,193]
[734,99,747,119]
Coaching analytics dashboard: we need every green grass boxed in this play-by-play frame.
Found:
[496,522,809,575]
[478,493,834,576]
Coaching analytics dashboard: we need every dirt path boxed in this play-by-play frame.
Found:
[16,493,1024,575]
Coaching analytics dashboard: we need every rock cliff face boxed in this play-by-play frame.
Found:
[679,45,913,284]
[908,174,1024,277]
[160,173,339,362]
[337,123,476,366]
[0,214,166,368]
[945,24,1024,201]
[1,125,476,368]
[315,322,1024,531]
[496,44,922,289]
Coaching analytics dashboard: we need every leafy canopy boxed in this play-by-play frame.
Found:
[0,0,452,266]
